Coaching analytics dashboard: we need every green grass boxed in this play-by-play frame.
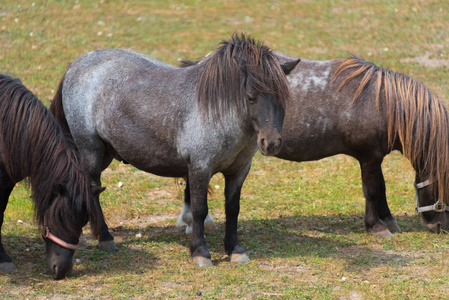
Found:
[2,0,449,298]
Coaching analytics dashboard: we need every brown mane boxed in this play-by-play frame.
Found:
[185,33,290,119]
[335,56,449,204]
[0,74,101,238]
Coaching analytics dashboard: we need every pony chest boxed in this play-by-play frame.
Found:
[177,117,256,167]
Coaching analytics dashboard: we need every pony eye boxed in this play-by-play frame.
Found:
[248,96,256,104]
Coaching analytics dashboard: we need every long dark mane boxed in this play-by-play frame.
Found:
[335,56,449,204]
[183,33,290,119]
[0,74,101,237]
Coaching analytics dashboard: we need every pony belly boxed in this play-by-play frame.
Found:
[123,155,189,178]
[105,133,189,177]
[277,135,346,162]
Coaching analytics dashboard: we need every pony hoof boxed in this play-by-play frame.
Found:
[193,256,213,267]
[373,229,394,238]
[98,240,118,251]
[185,225,192,235]
[204,222,218,231]
[386,220,402,233]
[0,262,17,273]
[230,253,250,264]
[204,214,218,230]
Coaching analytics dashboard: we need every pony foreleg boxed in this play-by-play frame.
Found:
[177,179,216,234]
[377,198,402,234]
[223,167,251,264]
[188,169,213,267]
[360,158,399,237]
[0,173,16,272]
[0,246,16,273]
[365,162,401,233]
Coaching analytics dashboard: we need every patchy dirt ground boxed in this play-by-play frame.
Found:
[400,44,449,67]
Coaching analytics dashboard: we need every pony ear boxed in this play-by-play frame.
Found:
[179,60,199,68]
[92,186,106,197]
[280,59,301,75]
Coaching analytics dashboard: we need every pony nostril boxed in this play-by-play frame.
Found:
[52,264,59,276]
[52,265,66,280]
[260,138,266,148]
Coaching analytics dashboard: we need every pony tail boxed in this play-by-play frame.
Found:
[50,74,76,147]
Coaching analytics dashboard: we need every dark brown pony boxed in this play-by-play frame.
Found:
[0,74,102,279]
[336,56,449,203]
[180,54,449,237]
[329,55,449,234]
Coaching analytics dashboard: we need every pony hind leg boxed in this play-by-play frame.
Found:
[359,157,400,237]
[95,186,117,251]
[177,178,216,234]
[96,155,117,251]
[0,168,16,272]
[84,145,117,251]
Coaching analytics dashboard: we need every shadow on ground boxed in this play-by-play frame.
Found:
[0,212,429,283]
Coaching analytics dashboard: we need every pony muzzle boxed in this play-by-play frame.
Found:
[48,253,74,280]
[257,132,283,156]
[42,225,78,279]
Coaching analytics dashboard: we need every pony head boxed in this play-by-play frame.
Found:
[42,184,104,279]
[415,174,449,233]
[191,33,300,155]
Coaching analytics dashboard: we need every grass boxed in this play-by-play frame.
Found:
[1,0,449,298]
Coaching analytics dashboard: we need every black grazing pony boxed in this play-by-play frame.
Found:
[0,74,102,279]
[50,34,299,267]
[179,54,449,238]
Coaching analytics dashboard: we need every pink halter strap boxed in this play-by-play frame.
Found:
[42,226,80,251]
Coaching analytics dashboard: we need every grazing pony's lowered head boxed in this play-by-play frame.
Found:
[182,33,300,156]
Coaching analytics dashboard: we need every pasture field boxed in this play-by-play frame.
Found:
[1,0,449,298]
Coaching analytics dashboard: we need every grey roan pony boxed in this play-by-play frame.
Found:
[50,34,300,267]
[180,54,449,238]
[0,74,102,279]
